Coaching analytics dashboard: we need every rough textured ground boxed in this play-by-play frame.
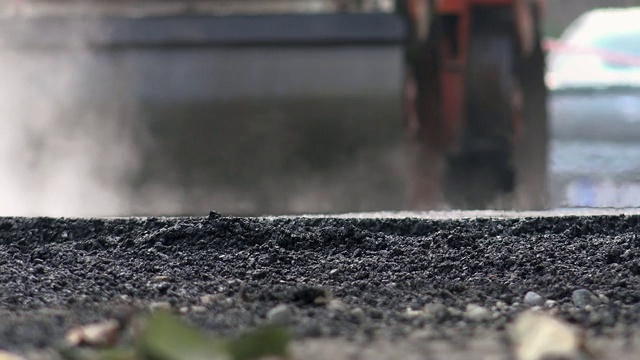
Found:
[1,211,640,358]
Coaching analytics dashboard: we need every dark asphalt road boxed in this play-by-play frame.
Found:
[1,212,640,358]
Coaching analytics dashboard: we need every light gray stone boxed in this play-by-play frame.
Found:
[524,291,545,307]
[267,304,293,326]
[572,289,600,309]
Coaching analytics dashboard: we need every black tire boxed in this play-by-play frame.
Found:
[443,18,517,210]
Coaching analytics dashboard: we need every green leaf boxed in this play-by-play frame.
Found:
[92,348,139,360]
[225,326,290,360]
[136,311,228,360]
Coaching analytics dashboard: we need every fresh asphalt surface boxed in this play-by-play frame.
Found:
[1,210,640,358]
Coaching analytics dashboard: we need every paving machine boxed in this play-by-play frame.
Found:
[398,0,549,210]
[0,0,549,216]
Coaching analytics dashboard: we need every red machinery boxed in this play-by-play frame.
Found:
[400,0,549,210]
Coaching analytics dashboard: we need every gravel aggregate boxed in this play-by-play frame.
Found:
[1,211,640,358]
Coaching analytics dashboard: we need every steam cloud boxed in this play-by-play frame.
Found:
[0,32,142,217]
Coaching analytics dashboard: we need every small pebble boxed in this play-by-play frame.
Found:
[179,306,189,314]
[191,306,207,313]
[327,299,347,311]
[447,307,463,317]
[149,302,172,312]
[267,304,293,326]
[598,293,610,304]
[200,294,222,305]
[351,307,366,324]
[405,308,423,318]
[572,289,601,309]
[524,291,545,307]
[423,303,449,321]
[465,304,491,322]
[544,300,557,309]
[152,275,171,282]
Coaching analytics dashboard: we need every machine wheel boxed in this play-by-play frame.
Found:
[443,17,517,210]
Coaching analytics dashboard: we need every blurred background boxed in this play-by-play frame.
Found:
[0,0,639,217]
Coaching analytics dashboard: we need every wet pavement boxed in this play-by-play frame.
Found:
[550,140,640,208]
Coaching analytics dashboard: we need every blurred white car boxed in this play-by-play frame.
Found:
[547,7,640,141]
[546,7,640,208]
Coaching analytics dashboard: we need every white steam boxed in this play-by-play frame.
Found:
[0,40,141,217]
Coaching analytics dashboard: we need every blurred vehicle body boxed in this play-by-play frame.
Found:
[546,7,640,207]
[0,0,549,216]
[547,7,640,141]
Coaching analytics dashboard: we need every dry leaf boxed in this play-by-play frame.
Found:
[509,311,585,360]
[65,319,121,347]
[0,350,25,360]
